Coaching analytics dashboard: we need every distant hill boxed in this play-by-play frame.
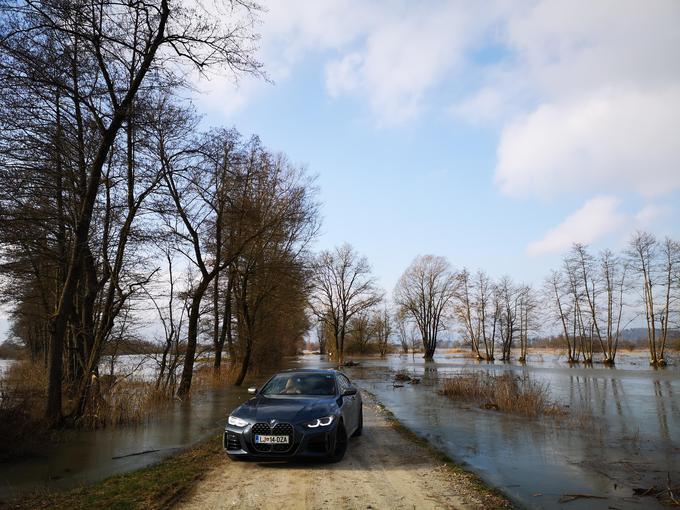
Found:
[619,327,680,342]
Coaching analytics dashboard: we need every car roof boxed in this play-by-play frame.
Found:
[277,368,340,375]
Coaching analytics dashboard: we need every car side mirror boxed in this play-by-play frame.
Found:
[342,388,357,396]
[248,387,257,395]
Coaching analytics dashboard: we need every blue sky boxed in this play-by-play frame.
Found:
[192,0,680,295]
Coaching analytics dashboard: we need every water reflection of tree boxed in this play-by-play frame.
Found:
[568,374,633,432]
[653,380,671,442]
[422,360,438,386]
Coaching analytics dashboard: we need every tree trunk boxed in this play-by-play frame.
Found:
[177,277,213,398]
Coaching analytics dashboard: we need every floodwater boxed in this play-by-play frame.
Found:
[0,352,678,510]
[342,352,680,510]
[0,356,262,500]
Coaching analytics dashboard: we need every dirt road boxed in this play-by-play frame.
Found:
[177,396,509,510]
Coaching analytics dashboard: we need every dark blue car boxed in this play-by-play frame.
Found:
[224,369,363,462]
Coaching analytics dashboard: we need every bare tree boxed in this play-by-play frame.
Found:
[315,318,332,355]
[545,270,578,362]
[599,249,628,364]
[454,269,496,360]
[628,232,679,365]
[454,269,481,358]
[309,244,382,365]
[394,309,411,354]
[229,157,319,386]
[394,255,456,360]
[496,276,518,361]
[0,0,263,424]
[143,248,189,394]
[347,311,374,354]
[563,253,592,362]
[374,306,393,357]
[516,284,536,363]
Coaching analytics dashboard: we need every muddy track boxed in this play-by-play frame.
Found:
[177,396,509,510]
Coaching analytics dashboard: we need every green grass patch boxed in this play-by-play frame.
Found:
[3,436,225,510]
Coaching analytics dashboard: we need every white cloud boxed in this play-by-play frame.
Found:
[634,204,673,228]
[193,0,680,189]
[488,0,680,198]
[526,196,625,256]
[322,3,492,125]
[495,86,680,198]
[451,86,506,125]
[195,1,505,126]
[528,198,678,256]
[193,73,264,118]
[325,53,363,98]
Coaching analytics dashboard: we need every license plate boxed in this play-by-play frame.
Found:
[255,435,289,444]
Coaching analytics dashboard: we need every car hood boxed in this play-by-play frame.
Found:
[233,395,338,423]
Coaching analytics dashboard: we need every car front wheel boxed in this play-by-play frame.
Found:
[327,421,347,463]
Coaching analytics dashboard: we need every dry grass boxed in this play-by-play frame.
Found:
[441,348,481,358]
[0,360,175,434]
[439,371,565,418]
[0,361,50,460]
[189,363,243,393]
[78,378,173,429]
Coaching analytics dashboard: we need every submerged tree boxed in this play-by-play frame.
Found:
[454,269,496,361]
[394,255,456,360]
[374,306,393,357]
[628,232,679,365]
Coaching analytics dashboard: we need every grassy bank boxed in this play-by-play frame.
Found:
[2,435,225,510]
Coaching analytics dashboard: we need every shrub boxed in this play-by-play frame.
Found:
[439,371,564,418]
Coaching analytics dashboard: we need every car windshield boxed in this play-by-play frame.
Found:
[260,373,336,396]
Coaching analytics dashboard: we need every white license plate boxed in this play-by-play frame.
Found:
[255,435,289,444]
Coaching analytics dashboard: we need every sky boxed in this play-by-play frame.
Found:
[190,0,680,296]
[1,0,679,341]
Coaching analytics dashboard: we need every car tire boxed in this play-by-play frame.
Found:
[327,421,348,463]
[352,406,363,437]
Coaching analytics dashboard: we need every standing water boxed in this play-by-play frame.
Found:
[0,352,677,510]
[0,356,265,500]
[342,352,679,510]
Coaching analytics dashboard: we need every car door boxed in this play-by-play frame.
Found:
[337,374,358,433]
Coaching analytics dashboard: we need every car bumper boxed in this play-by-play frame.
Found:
[224,421,338,459]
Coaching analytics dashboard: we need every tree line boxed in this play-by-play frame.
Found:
[311,233,679,367]
[0,0,320,427]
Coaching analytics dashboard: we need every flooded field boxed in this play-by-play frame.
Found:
[0,351,678,510]
[342,351,680,510]
[0,356,261,500]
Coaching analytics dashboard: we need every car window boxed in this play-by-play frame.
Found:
[260,373,337,396]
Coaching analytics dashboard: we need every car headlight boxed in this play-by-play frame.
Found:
[305,416,334,428]
[228,415,248,427]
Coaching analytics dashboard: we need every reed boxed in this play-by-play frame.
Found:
[78,377,173,428]
[439,371,565,418]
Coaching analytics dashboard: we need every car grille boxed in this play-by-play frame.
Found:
[251,422,294,453]
[224,431,241,451]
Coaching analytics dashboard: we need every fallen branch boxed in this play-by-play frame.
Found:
[558,493,607,504]
[112,448,162,459]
